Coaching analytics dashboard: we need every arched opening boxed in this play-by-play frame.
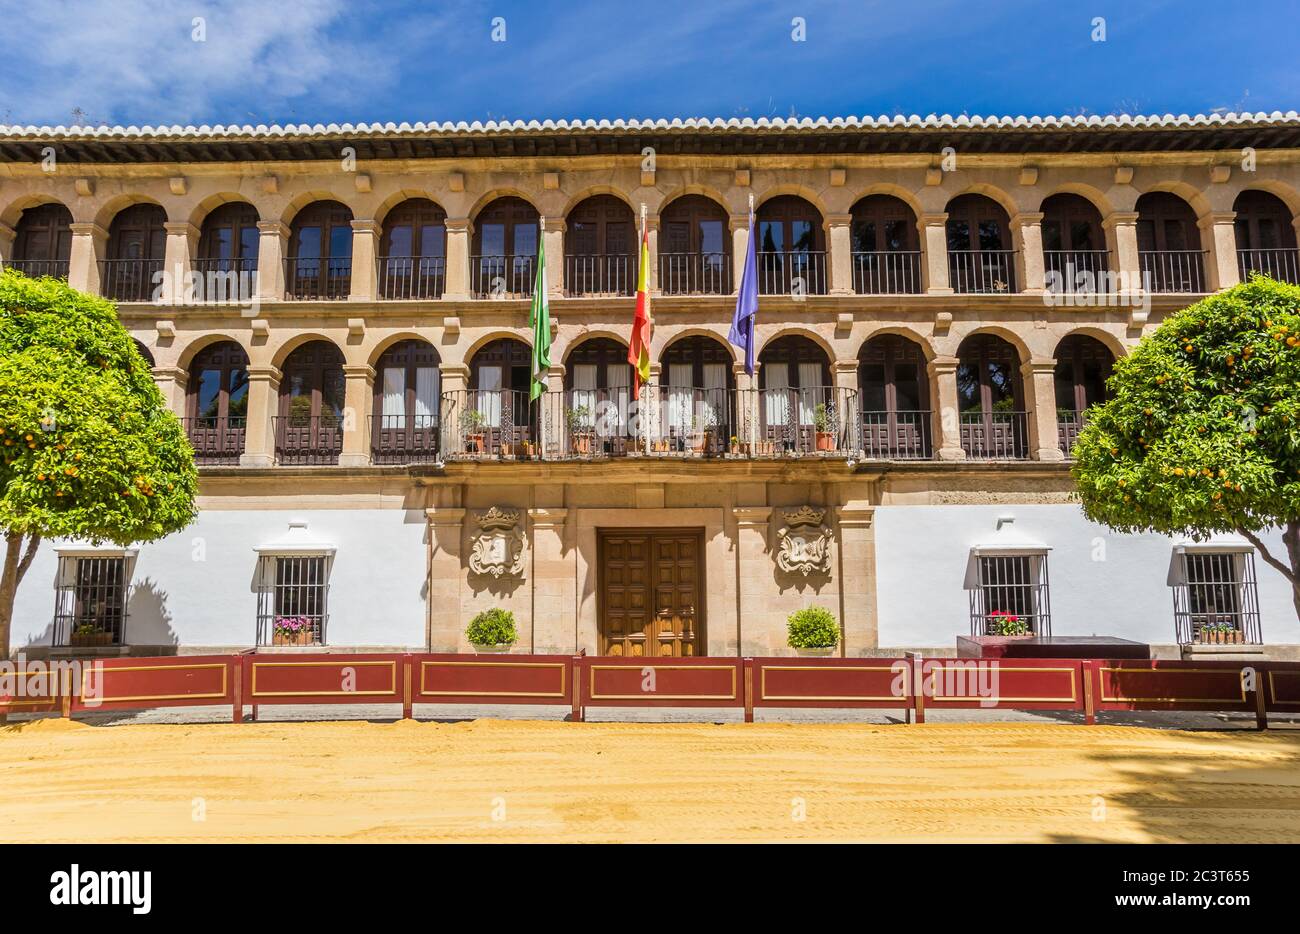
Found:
[659,194,730,294]
[859,335,931,459]
[956,334,1027,459]
[1136,192,1204,293]
[756,335,835,454]
[757,195,825,295]
[564,337,635,455]
[186,341,249,464]
[373,339,441,463]
[471,197,538,299]
[132,339,155,367]
[287,200,353,300]
[103,203,167,301]
[380,198,446,299]
[11,202,72,278]
[945,194,1015,293]
[457,338,538,457]
[850,195,920,294]
[276,341,345,464]
[1041,193,1108,293]
[197,202,260,302]
[1233,190,1299,283]
[565,195,635,296]
[1054,334,1115,456]
[659,335,734,455]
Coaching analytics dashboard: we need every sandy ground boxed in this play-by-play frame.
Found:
[3,717,1300,843]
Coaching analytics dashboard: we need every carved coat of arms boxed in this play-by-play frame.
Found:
[775,506,833,577]
[468,507,526,578]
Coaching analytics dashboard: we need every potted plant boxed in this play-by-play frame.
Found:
[70,621,113,647]
[459,408,487,454]
[687,415,707,453]
[787,606,840,656]
[729,434,741,455]
[272,615,314,646]
[813,403,835,452]
[567,405,593,455]
[988,610,1030,637]
[466,608,518,653]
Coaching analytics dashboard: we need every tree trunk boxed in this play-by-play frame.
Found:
[1239,520,1300,623]
[0,531,42,663]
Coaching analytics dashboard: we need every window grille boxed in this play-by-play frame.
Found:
[968,553,1051,636]
[1171,550,1262,645]
[256,554,330,646]
[54,556,129,646]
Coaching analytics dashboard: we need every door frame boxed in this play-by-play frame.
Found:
[596,527,707,657]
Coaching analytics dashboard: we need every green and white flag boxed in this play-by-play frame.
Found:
[529,234,551,401]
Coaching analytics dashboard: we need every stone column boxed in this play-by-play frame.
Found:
[339,363,375,467]
[927,355,965,460]
[162,221,198,305]
[255,221,288,302]
[1011,212,1045,295]
[825,212,854,295]
[732,506,773,655]
[239,365,281,467]
[0,222,15,266]
[833,358,859,446]
[1199,211,1240,291]
[1021,357,1064,462]
[541,216,565,299]
[917,213,952,294]
[646,214,660,292]
[1102,211,1141,297]
[443,217,471,300]
[439,363,470,451]
[349,219,380,301]
[152,366,189,416]
[426,507,466,652]
[68,222,108,295]
[837,504,877,654]
[528,507,574,653]
[729,213,750,296]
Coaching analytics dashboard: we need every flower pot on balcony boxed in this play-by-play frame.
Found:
[70,631,113,647]
[794,646,836,657]
[471,643,512,654]
[687,431,706,453]
[273,630,314,647]
[574,435,592,455]
[465,433,485,454]
[815,431,835,452]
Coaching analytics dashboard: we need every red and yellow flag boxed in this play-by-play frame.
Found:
[628,223,653,399]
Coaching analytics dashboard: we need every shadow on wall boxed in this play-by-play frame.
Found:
[125,577,179,648]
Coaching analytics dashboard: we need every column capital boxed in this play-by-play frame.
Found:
[527,507,568,528]
[729,213,752,231]
[439,362,471,378]
[245,364,283,383]
[445,216,472,232]
[350,218,382,235]
[342,363,376,380]
[425,507,467,526]
[150,365,188,382]
[832,358,858,374]
[918,212,949,226]
[1197,210,1237,229]
[926,355,960,375]
[837,506,875,528]
[1020,357,1058,376]
[823,212,853,227]
[732,505,772,527]
[163,220,199,237]
[540,216,566,233]
[68,221,109,240]
[1101,211,1140,230]
[1010,212,1044,227]
[256,220,289,237]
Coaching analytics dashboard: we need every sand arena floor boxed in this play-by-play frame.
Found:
[3,717,1300,843]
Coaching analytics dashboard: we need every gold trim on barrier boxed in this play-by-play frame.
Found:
[0,698,59,708]
[80,663,229,703]
[759,664,905,702]
[419,660,567,699]
[588,664,738,701]
[1268,671,1300,708]
[250,660,397,697]
[923,665,1077,704]
[1099,666,1247,704]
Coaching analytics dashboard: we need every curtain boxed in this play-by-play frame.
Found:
[477,365,502,427]
[765,362,791,426]
[702,363,727,430]
[798,362,821,424]
[382,368,405,422]
[415,366,438,426]
[572,364,597,428]
[668,363,693,431]
[605,363,629,432]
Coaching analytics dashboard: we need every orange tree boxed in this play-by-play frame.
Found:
[1073,275,1300,620]
[0,271,197,657]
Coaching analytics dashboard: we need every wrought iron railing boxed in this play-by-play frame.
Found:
[470,254,535,299]
[1058,410,1087,458]
[371,413,440,464]
[1237,247,1300,285]
[735,386,859,456]
[959,410,1030,459]
[1139,249,1206,293]
[756,250,827,295]
[53,554,130,647]
[273,414,344,465]
[284,256,351,300]
[3,258,69,279]
[851,251,922,294]
[184,416,246,465]
[861,410,932,459]
[378,256,445,299]
[658,252,731,295]
[99,258,165,302]
[1172,551,1263,646]
[441,389,538,458]
[1043,250,1111,293]
[565,253,635,296]
[191,257,258,303]
[969,554,1051,637]
[948,250,1017,294]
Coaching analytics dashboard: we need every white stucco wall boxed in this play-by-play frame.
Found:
[11,508,429,649]
[873,504,1298,649]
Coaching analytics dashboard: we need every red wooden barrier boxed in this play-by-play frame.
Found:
[241,653,405,708]
[748,657,913,717]
[1091,659,1255,712]
[71,655,236,713]
[921,658,1086,712]
[0,662,64,716]
[579,656,746,709]
[410,653,575,706]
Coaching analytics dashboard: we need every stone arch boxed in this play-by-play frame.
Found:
[367,331,440,367]
[847,183,924,220]
[176,332,251,371]
[0,193,71,229]
[269,332,345,370]
[859,325,937,362]
[373,190,448,226]
[93,193,167,229]
[756,325,835,361]
[1037,183,1115,217]
[1055,326,1127,360]
[655,326,736,362]
[186,192,261,230]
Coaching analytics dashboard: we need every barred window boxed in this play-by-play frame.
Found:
[256,554,330,646]
[54,555,130,646]
[968,553,1051,637]
[1171,549,1262,645]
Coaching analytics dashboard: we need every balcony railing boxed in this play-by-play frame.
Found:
[851,251,922,294]
[735,387,860,456]
[1058,410,1086,458]
[3,258,69,279]
[1172,552,1263,646]
[1139,250,1206,293]
[284,256,351,300]
[757,251,827,295]
[565,253,635,296]
[1043,250,1111,294]
[441,389,537,458]
[1238,247,1300,285]
[378,256,445,299]
[191,257,258,303]
[99,258,164,302]
[273,414,344,465]
[861,410,932,459]
[470,255,534,299]
[371,413,440,464]
[959,410,1030,460]
[658,252,731,295]
[184,416,246,465]
[949,250,1017,294]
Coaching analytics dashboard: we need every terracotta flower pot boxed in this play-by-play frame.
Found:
[815,431,834,452]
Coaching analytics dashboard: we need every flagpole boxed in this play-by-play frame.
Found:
[537,215,547,460]
[640,202,651,456]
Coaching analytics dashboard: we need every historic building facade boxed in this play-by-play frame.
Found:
[2,113,1299,656]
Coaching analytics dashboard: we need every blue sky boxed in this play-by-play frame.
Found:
[0,0,1296,127]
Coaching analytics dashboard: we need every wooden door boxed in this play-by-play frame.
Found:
[599,530,703,656]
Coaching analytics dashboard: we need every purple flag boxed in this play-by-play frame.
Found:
[728,213,758,375]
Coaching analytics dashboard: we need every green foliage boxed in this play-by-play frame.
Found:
[989,611,1029,636]
[786,605,839,648]
[466,607,518,646]
[1072,275,1300,538]
[0,270,198,544]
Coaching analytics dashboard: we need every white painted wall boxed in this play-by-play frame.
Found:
[11,508,429,649]
[874,504,1298,648]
